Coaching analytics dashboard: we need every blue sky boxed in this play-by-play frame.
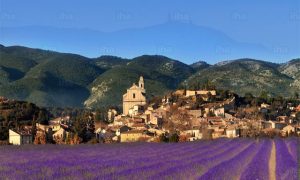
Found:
[0,0,299,64]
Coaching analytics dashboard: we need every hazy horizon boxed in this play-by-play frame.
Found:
[1,42,299,65]
[0,0,299,64]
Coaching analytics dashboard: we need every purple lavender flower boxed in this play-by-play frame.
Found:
[275,138,298,180]
[0,138,298,179]
[240,139,272,180]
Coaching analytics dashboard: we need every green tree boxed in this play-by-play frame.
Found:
[159,134,169,143]
[31,120,37,141]
[244,93,254,105]
[94,110,102,122]
[73,118,87,141]
[294,92,299,100]
[259,91,269,101]
[169,133,179,143]
[37,110,49,124]
[202,80,215,90]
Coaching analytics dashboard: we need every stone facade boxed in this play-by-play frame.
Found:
[123,76,146,115]
[120,130,145,142]
[9,129,32,145]
[186,90,217,97]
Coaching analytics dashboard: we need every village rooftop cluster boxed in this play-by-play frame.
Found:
[4,77,300,145]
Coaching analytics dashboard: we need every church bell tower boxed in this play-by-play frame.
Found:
[139,76,144,89]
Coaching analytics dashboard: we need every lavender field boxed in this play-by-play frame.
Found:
[0,138,298,180]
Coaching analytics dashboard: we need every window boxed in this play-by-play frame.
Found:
[133,93,135,99]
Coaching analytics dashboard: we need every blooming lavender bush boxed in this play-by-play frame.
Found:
[275,138,298,180]
[150,139,253,179]
[0,138,298,180]
[240,139,272,180]
[285,137,298,162]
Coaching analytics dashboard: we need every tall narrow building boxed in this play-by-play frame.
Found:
[123,76,146,115]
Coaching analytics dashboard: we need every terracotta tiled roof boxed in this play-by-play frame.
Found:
[11,129,32,136]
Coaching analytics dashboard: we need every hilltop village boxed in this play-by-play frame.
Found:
[2,76,300,145]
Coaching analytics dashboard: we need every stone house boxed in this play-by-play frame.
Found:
[112,119,125,126]
[53,127,70,143]
[131,123,147,130]
[225,127,238,138]
[261,103,271,109]
[212,129,225,139]
[185,90,216,97]
[149,115,163,126]
[110,125,131,137]
[144,108,163,126]
[187,110,202,118]
[9,129,33,145]
[207,125,225,139]
[182,128,202,141]
[95,127,118,143]
[262,121,275,129]
[108,109,118,122]
[128,105,145,117]
[214,107,225,117]
[281,125,295,136]
[207,117,226,126]
[48,118,62,132]
[120,130,147,142]
[274,122,287,130]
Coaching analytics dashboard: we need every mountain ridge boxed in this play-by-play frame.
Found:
[0,44,299,108]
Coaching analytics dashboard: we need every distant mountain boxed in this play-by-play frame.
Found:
[0,46,105,107]
[279,59,300,78]
[184,59,298,97]
[190,61,210,71]
[0,45,299,108]
[0,45,194,107]
[278,58,300,89]
[1,22,272,63]
[0,45,69,84]
[84,55,194,108]
[93,56,130,70]
[0,45,60,63]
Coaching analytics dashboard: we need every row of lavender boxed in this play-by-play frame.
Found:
[0,138,298,180]
[276,138,299,180]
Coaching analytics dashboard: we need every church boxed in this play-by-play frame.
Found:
[123,76,146,115]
